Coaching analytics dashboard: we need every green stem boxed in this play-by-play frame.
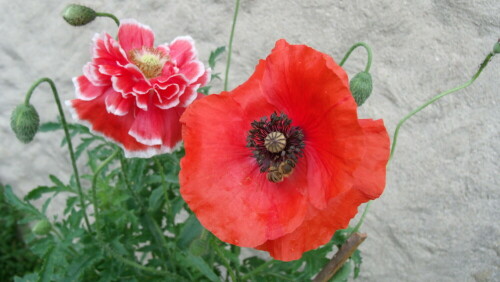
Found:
[389,51,495,160]
[24,78,91,232]
[223,0,241,91]
[119,154,172,271]
[153,157,174,227]
[91,149,120,232]
[240,259,274,280]
[347,50,496,236]
[339,42,372,73]
[95,12,120,26]
[211,240,237,282]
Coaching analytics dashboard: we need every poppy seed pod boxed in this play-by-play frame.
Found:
[350,71,373,106]
[493,39,500,54]
[11,104,40,143]
[32,219,51,236]
[62,4,97,26]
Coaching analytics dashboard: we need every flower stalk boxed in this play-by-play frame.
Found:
[223,0,241,91]
[23,78,92,232]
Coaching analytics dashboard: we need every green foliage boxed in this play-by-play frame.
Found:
[198,46,226,95]
[0,184,38,281]
[9,46,364,279]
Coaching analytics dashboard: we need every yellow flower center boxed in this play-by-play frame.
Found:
[129,47,169,79]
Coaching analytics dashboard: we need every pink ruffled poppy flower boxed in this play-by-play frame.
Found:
[66,19,210,157]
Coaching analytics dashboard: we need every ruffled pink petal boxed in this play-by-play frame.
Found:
[73,75,108,101]
[135,94,149,111]
[178,87,197,107]
[178,60,205,83]
[153,85,181,109]
[92,33,129,67]
[193,68,211,88]
[83,62,109,86]
[169,36,197,66]
[111,64,148,95]
[117,19,155,53]
[104,88,133,116]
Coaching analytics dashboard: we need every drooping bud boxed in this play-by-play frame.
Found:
[62,4,97,26]
[11,104,40,143]
[32,219,51,236]
[350,71,373,107]
[493,39,500,54]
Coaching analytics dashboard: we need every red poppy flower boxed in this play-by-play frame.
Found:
[66,19,209,157]
[180,39,390,261]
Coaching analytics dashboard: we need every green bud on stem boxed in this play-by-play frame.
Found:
[350,71,373,106]
[32,219,51,236]
[62,4,97,26]
[493,39,500,54]
[11,104,40,143]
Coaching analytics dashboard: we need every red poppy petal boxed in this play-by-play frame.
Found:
[73,75,108,101]
[104,89,133,116]
[354,119,390,198]
[159,106,184,150]
[117,19,155,53]
[261,40,364,209]
[256,186,368,261]
[180,91,309,247]
[169,36,197,66]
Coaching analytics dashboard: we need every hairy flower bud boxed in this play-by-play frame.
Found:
[11,104,40,143]
[62,4,97,26]
[493,39,500,54]
[350,71,373,106]
[32,219,51,236]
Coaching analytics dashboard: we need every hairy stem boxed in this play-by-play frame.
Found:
[339,42,373,72]
[24,77,91,231]
[95,12,120,26]
[223,0,241,91]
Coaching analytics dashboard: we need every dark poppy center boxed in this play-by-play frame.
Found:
[247,112,305,183]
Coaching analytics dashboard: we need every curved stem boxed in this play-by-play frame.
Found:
[349,201,371,237]
[339,42,373,73]
[24,77,91,231]
[223,0,241,91]
[95,12,120,26]
[389,51,495,160]
[211,240,237,282]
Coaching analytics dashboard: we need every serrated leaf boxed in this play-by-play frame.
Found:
[177,215,203,249]
[182,253,219,282]
[38,122,61,132]
[49,175,66,188]
[352,249,362,279]
[148,187,164,213]
[208,46,226,69]
[3,185,42,218]
[39,246,56,282]
[332,261,352,282]
[63,253,101,282]
[75,137,95,160]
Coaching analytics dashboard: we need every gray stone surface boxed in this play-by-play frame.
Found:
[1,0,498,281]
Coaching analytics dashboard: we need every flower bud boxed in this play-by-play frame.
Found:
[32,219,51,236]
[11,104,40,143]
[350,71,373,106]
[62,4,97,26]
[493,39,500,54]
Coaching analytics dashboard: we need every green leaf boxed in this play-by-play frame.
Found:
[332,261,352,282]
[38,122,61,132]
[38,246,56,282]
[14,273,39,282]
[177,215,203,249]
[148,187,164,213]
[75,137,95,160]
[208,46,226,69]
[3,185,42,218]
[63,253,102,281]
[181,253,219,282]
[352,249,362,279]
[49,175,66,188]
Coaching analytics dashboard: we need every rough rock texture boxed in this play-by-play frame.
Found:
[1,0,498,281]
